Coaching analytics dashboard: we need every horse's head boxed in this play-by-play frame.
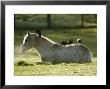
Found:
[20,30,41,52]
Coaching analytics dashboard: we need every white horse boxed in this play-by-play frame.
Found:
[20,30,92,64]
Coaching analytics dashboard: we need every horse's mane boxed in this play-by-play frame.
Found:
[41,35,57,44]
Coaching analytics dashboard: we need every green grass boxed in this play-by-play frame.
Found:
[14,54,96,76]
[14,28,97,76]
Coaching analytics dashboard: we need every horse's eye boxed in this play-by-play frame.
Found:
[25,40,28,42]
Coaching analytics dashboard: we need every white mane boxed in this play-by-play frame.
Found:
[41,36,57,44]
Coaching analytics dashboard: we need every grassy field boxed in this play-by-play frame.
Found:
[14,28,97,76]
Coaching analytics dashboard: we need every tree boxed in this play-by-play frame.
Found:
[47,14,51,28]
[81,14,84,28]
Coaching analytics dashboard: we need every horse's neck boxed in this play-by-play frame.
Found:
[34,37,55,57]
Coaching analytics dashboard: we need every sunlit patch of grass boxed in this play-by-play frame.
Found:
[14,55,97,76]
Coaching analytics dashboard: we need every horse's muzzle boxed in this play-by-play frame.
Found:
[20,46,25,53]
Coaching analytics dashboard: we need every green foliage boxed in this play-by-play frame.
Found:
[15,14,97,29]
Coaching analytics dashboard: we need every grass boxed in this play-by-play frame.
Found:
[14,28,97,76]
[14,55,96,76]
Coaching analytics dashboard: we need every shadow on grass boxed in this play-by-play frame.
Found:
[15,59,95,66]
[35,62,52,65]
[15,61,53,66]
[15,61,34,66]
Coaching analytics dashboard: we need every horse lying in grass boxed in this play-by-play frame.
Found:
[20,30,92,64]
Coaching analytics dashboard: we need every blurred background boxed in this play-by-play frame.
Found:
[15,14,97,29]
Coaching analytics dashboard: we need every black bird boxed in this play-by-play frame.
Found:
[77,39,82,43]
[67,39,73,44]
[60,40,68,45]
[36,30,41,38]
[60,39,73,45]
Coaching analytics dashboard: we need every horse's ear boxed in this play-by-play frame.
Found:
[27,31,30,36]
[36,30,41,38]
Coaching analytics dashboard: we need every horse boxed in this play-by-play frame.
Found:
[20,30,92,64]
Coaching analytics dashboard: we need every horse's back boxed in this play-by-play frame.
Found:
[56,44,92,63]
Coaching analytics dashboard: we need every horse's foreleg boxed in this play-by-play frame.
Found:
[41,57,47,62]
[36,51,42,62]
